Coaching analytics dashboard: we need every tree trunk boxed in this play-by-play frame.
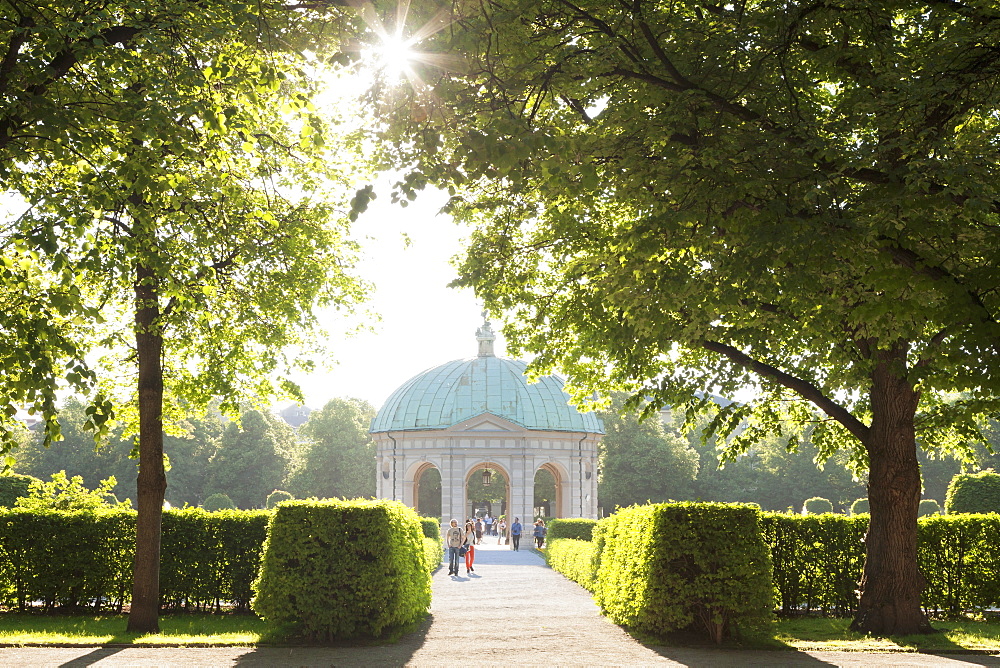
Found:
[850,344,934,635]
[126,262,166,633]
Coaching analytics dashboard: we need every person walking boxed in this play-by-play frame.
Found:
[484,513,493,536]
[464,519,477,574]
[533,519,548,549]
[444,519,464,576]
[475,517,484,544]
[497,517,507,545]
[510,517,522,551]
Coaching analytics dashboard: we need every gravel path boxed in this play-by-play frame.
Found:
[1,542,998,666]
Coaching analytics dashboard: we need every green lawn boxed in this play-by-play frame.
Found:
[763,617,1000,652]
[0,613,268,645]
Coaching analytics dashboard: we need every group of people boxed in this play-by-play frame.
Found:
[444,515,550,575]
[469,513,507,543]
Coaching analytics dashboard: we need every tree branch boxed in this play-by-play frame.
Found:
[701,338,870,441]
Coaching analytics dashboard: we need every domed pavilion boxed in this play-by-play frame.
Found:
[371,319,603,530]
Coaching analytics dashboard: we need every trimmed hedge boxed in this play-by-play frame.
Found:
[265,490,294,509]
[418,517,444,573]
[0,508,134,611]
[593,503,773,644]
[547,518,597,541]
[160,508,270,611]
[252,499,431,640]
[802,497,834,515]
[764,512,1000,615]
[419,516,441,539]
[203,493,236,511]
[918,499,941,517]
[548,507,1000,620]
[0,508,268,611]
[544,538,598,591]
[945,470,1000,514]
[918,514,1000,614]
[760,513,866,616]
[422,537,442,573]
[850,497,869,515]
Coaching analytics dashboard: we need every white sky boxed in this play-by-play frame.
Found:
[283,185,503,412]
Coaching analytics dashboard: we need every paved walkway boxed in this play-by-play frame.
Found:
[1,542,998,666]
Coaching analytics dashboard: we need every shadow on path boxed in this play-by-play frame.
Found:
[58,646,128,667]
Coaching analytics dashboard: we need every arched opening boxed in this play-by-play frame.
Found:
[413,464,441,518]
[534,464,561,520]
[466,466,508,523]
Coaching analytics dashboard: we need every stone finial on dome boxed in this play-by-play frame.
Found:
[476,312,496,357]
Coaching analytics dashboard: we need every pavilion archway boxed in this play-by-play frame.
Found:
[534,462,568,519]
[464,463,510,523]
[412,462,442,518]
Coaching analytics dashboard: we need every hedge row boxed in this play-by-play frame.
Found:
[762,513,1000,615]
[547,518,597,541]
[761,513,866,616]
[252,499,432,640]
[546,503,773,644]
[160,508,270,611]
[0,509,134,611]
[544,538,597,590]
[419,516,441,540]
[0,507,273,612]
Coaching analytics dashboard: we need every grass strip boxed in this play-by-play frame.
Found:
[769,617,1000,653]
[1,613,999,652]
[0,613,267,646]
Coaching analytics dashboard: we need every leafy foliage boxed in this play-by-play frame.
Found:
[0,0,370,632]
[547,518,598,542]
[383,0,1000,633]
[598,400,698,510]
[202,494,236,512]
[802,497,834,515]
[15,471,130,512]
[252,499,431,640]
[945,470,1000,514]
[918,499,941,517]
[205,411,296,509]
[265,490,294,510]
[287,398,376,500]
[0,507,268,612]
[850,498,870,516]
[0,473,40,508]
[545,538,599,591]
[593,503,773,644]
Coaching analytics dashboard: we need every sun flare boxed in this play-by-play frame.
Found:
[370,31,418,83]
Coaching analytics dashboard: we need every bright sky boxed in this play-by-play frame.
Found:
[284,185,503,412]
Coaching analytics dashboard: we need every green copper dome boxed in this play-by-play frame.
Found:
[371,321,603,434]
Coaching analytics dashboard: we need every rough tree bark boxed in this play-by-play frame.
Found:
[126,261,167,633]
[850,344,933,635]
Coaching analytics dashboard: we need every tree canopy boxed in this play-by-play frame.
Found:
[0,0,370,632]
[598,400,698,511]
[381,0,1000,634]
[289,398,377,500]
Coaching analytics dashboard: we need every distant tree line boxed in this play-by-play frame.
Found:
[11,397,376,509]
